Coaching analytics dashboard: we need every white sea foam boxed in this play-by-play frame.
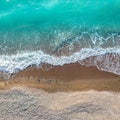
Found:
[0,47,120,75]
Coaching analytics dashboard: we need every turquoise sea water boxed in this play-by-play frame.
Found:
[0,0,120,75]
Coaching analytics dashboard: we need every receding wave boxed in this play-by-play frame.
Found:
[0,47,120,76]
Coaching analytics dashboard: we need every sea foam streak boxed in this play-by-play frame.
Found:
[0,47,120,75]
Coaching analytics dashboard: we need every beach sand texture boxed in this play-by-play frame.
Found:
[0,56,120,120]
[0,87,120,120]
[0,62,120,92]
[0,60,120,120]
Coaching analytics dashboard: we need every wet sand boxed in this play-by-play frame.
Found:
[0,62,120,92]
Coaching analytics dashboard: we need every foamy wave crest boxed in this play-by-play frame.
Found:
[79,53,120,75]
[0,47,120,75]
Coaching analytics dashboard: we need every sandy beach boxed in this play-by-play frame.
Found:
[0,87,120,120]
[0,62,120,120]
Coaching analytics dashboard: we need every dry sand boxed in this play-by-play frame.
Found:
[0,87,120,120]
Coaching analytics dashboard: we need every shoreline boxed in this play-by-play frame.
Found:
[0,62,120,92]
[0,79,120,92]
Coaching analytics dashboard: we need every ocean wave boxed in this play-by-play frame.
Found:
[0,0,120,79]
[0,47,120,76]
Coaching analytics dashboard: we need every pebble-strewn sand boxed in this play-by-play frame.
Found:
[0,87,120,120]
